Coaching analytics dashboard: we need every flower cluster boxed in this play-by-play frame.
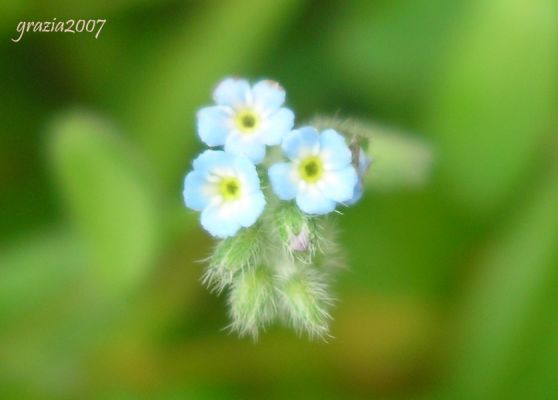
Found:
[183,77,371,339]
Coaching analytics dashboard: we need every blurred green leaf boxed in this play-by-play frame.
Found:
[0,230,85,325]
[330,0,460,118]
[428,0,558,214]
[451,142,558,399]
[366,129,433,191]
[48,111,160,292]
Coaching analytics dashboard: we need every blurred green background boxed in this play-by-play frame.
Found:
[1,0,558,398]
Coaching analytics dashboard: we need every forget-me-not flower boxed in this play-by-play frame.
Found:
[183,150,265,238]
[268,127,358,215]
[197,78,295,164]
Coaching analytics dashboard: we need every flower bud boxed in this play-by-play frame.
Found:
[228,266,277,339]
[203,225,265,293]
[273,202,319,259]
[276,263,332,340]
[289,223,310,252]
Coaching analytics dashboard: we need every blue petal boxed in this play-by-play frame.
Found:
[252,80,285,110]
[233,156,261,194]
[213,78,250,108]
[235,191,266,228]
[319,129,352,170]
[357,148,372,175]
[344,148,371,205]
[224,134,266,164]
[197,106,230,147]
[345,180,363,205]
[183,171,211,211]
[192,150,235,177]
[320,166,358,203]
[268,162,297,200]
[282,126,320,161]
[296,187,336,215]
[260,107,294,146]
[201,204,241,238]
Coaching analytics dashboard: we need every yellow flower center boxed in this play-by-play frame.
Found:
[298,156,324,183]
[235,109,260,134]
[218,177,242,201]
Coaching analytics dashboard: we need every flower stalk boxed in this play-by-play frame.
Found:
[183,77,432,340]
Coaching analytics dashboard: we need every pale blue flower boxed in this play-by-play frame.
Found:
[197,78,295,163]
[268,127,358,215]
[183,150,265,238]
[346,148,372,205]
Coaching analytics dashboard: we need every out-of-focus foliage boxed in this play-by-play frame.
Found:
[49,112,160,291]
[1,0,557,399]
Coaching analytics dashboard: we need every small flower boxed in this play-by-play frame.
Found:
[197,78,295,163]
[183,150,265,238]
[346,148,372,205]
[268,127,358,215]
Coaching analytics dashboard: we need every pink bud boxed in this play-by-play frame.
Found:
[289,224,310,251]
